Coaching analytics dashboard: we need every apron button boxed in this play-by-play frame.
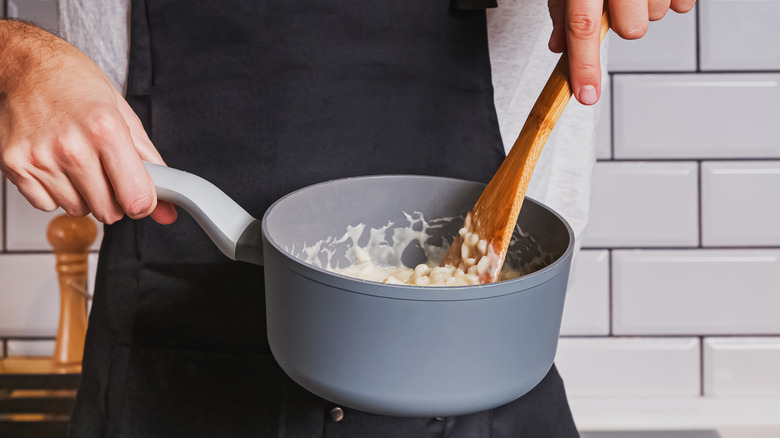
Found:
[330,407,345,422]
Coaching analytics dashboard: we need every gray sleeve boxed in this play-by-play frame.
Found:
[487,0,608,250]
[57,0,131,94]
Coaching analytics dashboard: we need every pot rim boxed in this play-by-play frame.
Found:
[261,174,575,302]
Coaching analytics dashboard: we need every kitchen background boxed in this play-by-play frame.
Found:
[1,0,779,433]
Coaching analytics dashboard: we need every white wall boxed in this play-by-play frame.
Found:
[556,2,780,429]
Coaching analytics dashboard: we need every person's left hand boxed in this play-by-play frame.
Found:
[547,0,696,106]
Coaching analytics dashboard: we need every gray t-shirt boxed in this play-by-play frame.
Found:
[58,0,604,247]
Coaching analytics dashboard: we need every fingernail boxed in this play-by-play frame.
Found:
[579,85,598,105]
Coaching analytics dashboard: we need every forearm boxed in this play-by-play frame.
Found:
[0,19,74,97]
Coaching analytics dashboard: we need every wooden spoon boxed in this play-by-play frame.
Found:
[440,11,610,283]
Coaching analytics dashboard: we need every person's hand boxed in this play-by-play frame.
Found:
[547,0,696,105]
[0,21,176,225]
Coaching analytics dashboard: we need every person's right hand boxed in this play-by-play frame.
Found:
[0,23,176,225]
[547,0,697,106]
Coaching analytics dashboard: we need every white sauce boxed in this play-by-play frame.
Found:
[293,212,523,287]
[446,212,504,284]
[336,255,521,286]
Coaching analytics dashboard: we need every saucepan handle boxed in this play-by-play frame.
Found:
[143,162,264,265]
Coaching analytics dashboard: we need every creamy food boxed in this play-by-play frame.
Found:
[336,251,521,286]
[293,212,525,287]
[442,212,504,284]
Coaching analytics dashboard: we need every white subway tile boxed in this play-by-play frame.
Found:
[7,0,58,32]
[583,162,698,247]
[5,183,102,251]
[88,253,98,298]
[608,8,697,72]
[704,337,780,397]
[6,340,55,357]
[560,250,610,336]
[87,253,98,315]
[594,81,611,160]
[700,0,780,71]
[613,74,780,159]
[702,161,780,247]
[0,252,96,336]
[613,250,780,335]
[555,337,700,398]
[0,254,59,337]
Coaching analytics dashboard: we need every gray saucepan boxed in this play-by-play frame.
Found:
[143,162,574,417]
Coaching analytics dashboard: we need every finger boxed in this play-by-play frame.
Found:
[566,0,603,105]
[649,0,672,21]
[115,96,178,225]
[548,0,567,53]
[146,203,176,225]
[27,167,90,216]
[11,177,59,212]
[48,128,126,224]
[114,94,165,165]
[610,0,650,40]
[3,141,68,212]
[83,108,158,219]
[63,149,126,224]
[670,0,696,13]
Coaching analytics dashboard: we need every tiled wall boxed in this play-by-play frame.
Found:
[0,0,100,357]
[2,0,780,411]
[555,2,780,404]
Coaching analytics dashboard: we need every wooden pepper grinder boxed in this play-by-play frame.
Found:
[47,215,97,366]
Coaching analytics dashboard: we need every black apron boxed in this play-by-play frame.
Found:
[69,0,579,436]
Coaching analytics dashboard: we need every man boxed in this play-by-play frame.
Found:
[1,0,694,436]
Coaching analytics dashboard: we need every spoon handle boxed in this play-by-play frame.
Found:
[476,10,611,225]
[442,11,610,281]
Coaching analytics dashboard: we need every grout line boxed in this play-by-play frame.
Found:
[583,245,780,251]
[0,249,101,255]
[559,334,780,339]
[0,250,59,255]
[598,158,780,163]
[609,69,780,75]
[609,73,615,160]
[700,336,705,396]
[697,161,703,248]
[608,69,697,74]
[607,249,613,337]
[695,3,701,72]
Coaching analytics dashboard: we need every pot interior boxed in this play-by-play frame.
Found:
[263,175,571,280]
